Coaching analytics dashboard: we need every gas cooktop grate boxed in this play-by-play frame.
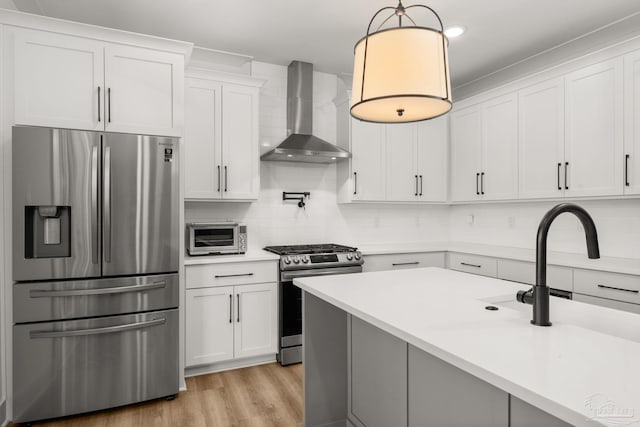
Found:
[263,243,357,256]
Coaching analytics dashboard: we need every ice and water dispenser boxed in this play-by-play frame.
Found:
[24,205,71,258]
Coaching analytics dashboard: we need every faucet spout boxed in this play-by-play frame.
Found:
[529,203,600,326]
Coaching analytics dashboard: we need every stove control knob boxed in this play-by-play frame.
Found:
[354,251,362,260]
[293,256,301,264]
[302,255,310,263]
[346,252,354,261]
[283,256,292,265]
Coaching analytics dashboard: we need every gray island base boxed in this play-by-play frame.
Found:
[303,291,571,427]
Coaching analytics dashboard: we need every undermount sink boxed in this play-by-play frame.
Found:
[482,293,640,343]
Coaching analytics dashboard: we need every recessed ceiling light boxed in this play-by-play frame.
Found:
[444,26,466,38]
[331,157,337,160]
[287,154,293,158]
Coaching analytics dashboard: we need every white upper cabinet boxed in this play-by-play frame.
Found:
[451,94,518,202]
[564,58,623,197]
[518,78,565,199]
[416,116,448,202]
[482,93,518,200]
[451,106,483,202]
[351,119,387,201]
[221,84,260,200]
[104,44,183,136]
[184,78,222,199]
[386,123,418,201]
[13,28,184,136]
[624,50,640,194]
[183,71,262,201]
[14,30,104,131]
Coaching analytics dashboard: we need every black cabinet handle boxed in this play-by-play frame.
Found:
[564,162,569,190]
[597,284,639,294]
[461,262,481,268]
[415,175,418,196]
[625,154,630,187]
[353,172,357,195]
[419,175,423,196]
[476,173,480,195]
[215,273,254,279]
[107,88,111,123]
[97,86,101,122]
[237,294,240,322]
[557,163,562,190]
[217,165,221,192]
[229,294,232,323]
[224,166,228,192]
[392,261,420,266]
[480,172,485,195]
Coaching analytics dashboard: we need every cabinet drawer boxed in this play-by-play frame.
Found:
[573,293,640,315]
[363,252,445,273]
[448,253,497,277]
[573,269,640,304]
[186,261,277,289]
[497,259,573,292]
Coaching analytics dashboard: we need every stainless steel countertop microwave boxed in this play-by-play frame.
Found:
[187,222,247,256]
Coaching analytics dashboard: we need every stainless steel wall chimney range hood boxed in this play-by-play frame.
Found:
[261,61,351,163]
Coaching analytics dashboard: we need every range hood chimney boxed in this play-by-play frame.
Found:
[261,61,351,163]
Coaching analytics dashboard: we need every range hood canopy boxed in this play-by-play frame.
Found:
[261,61,351,163]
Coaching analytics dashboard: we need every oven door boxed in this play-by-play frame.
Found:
[189,225,239,255]
[279,266,362,365]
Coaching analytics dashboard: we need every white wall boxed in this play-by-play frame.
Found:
[450,199,640,259]
[184,61,450,249]
[0,1,14,10]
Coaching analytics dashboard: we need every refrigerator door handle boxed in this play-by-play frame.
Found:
[104,145,112,263]
[29,318,166,339]
[91,144,99,264]
[29,281,167,298]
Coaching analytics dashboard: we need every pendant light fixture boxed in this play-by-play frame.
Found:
[351,1,452,123]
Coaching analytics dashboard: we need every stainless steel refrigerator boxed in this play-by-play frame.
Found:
[11,126,179,423]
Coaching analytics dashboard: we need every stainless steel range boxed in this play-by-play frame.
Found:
[263,244,364,365]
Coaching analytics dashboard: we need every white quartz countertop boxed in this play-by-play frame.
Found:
[184,248,279,265]
[295,267,640,427]
[357,241,640,275]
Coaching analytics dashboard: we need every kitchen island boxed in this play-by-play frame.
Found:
[295,267,640,427]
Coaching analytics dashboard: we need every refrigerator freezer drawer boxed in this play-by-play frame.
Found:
[13,309,178,423]
[14,273,178,323]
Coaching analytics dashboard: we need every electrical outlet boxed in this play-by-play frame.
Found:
[466,214,474,225]
[508,216,516,228]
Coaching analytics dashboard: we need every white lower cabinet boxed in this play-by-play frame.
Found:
[447,252,498,277]
[185,262,277,368]
[362,252,445,273]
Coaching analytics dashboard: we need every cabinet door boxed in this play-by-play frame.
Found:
[351,119,387,201]
[482,93,518,200]
[417,116,448,201]
[349,316,407,427]
[14,29,104,131]
[518,78,565,199]
[185,287,234,367]
[624,50,640,194]
[104,44,183,136]
[565,58,623,197]
[450,106,482,201]
[409,345,508,427]
[221,84,260,200]
[184,78,223,200]
[233,283,277,359]
[386,123,418,201]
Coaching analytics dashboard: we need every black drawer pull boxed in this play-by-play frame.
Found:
[557,163,562,190]
[461,262,481,268]
[392,262,420,266]
[625,154,630,187]
[215,273,254,279]
[476,172,480,195]
[597,284,639,294]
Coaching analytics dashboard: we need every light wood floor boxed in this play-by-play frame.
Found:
[23,363,303,427]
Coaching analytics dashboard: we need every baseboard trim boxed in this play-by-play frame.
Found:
[184,354,277,378]
[0,399,6,427]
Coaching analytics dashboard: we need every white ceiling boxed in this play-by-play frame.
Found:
[12,0,640,87]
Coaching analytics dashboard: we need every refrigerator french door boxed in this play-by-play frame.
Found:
[12,126,179,423]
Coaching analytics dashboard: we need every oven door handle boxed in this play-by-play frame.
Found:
[281,266,363,281]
